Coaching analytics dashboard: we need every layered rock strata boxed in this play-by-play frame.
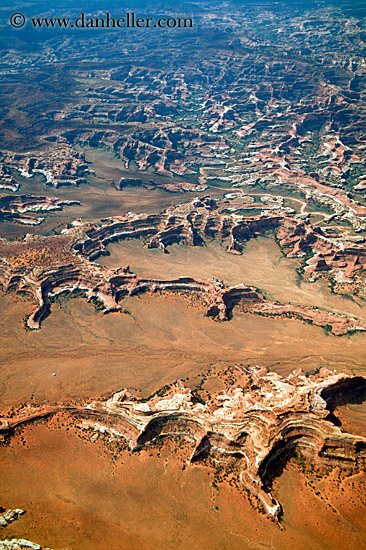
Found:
[0,540,54,550]
[117,177,207,194]
[0,509,25,528]
[0,197,365,332]
[0,196,79,226]
[1,252,364,334]
[74,197,366,290]
[1,367,365,520]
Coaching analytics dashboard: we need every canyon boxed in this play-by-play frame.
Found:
[1,366,365,521]
[0,196,364,334]
[1,0,366,548]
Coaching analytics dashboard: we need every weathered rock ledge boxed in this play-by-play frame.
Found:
[0,195,79,226]
[0,197,365,333]
[71,196,366,292]
[0,509,25,528]
[0,539,55,550]
[1,258,364,334]
[1,367,365,520]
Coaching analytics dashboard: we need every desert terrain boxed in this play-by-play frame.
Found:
[1,0,366,548]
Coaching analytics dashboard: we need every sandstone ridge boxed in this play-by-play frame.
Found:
[0,197,365,333]
[1,367,365,521]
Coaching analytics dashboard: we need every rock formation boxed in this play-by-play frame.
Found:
[0,509,25,528]
[0,196,79,226]
[0,197,365,332]
[117,177,207,194]
[1,367,365,520]
[73,197,366,293]
[0,539,54,550]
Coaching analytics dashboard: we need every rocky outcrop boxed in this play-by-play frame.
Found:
[1,367,365,520]
[0,156,19,192]
[0,196,79,226]
[72,198,366,293]
[1,253,364,334]
[0,197,365,332]
[0,539,55,550]
[0,146,90,191]
[0,509,25,528]
[82,126,228,178]
[117,177,207,194]
[16,146,90,189]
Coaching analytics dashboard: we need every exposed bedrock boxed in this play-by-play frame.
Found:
[71,198,366,293]
[135,414,205,449]
[0,508,25,529]
[0,195,80,226]
[1,368,366,521]
[0,539,53,550]
[0,197,365,331]
[320,376,366,410]
[6,260,364,333]
[75,203,283,261]
[1,247,365,333]
[191,431,246,462]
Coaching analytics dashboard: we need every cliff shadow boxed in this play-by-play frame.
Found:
[321,376,366,412]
